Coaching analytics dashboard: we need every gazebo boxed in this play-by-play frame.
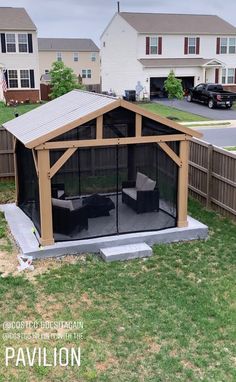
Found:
[3,90,202,246]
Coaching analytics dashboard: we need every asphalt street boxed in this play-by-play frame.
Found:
[155,98,236,120]
[196,127,236,147]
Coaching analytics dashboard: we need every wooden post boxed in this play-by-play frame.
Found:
[135,113,142,137]
[37,149,54,246]
[13,137,19,205]
[177,140,189,228]
[206,144,213,208]
[96,115,103,139]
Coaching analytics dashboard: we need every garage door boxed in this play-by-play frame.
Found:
[150,77,194,99]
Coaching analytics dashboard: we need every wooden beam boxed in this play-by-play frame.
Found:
[13,139,19,205]
[49,147,77,179]
[177,140,189,228]
[96,115,103,139]
[25,100,121,149]
[158,142,182,167]
[135,113,142,137]
[37,149,54,246]
[32,149,39,176]
[120,99,202,139]
[36,134,188,150]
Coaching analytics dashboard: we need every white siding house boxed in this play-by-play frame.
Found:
[101,12,236,99]
[0,7,40,103]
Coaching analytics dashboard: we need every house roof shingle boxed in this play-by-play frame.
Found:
[120,12,236,35]
[38,38,99,52]
[0,7,36,31]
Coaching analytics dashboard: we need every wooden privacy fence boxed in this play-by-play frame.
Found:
[0,126,236,220]
[0,127,14,179]
[189,138,236,220]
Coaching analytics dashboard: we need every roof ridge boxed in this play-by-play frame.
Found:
[120,12,218,16]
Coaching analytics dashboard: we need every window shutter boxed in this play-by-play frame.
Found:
[146,37,150,55]
[5,70,8,87]
[234,69,236,84]
[216,37,220,54]
[1,33,6,53]
[28,34,33,53]
[196,37,200,54]
[30,70,35,88]
[184,37,188,54]
[215,68,219,84]
[158,37,162,55]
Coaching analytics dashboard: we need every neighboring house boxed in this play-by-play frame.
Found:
[101,12,236,99]
[0,7,40,103]
[38,38,100,88]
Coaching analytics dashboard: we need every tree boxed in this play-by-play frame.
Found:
[49,61,84,99]
[164,70,184,105]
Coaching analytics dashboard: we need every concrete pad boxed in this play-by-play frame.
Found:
[100,243,152,262]
[0,203,208,259]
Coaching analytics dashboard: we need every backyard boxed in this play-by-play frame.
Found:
[0,180,235,381]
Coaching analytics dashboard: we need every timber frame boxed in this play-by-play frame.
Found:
[10,94,202,246]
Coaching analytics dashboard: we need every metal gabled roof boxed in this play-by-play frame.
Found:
[3,90,202,149]
[3,90,119,148]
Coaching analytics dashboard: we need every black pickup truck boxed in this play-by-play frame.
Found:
[187,83,236,109]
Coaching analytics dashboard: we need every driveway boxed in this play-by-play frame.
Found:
[155,98,236,120]
[196,127,236,147]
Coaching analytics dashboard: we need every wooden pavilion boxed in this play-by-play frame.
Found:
[3,90,202,246]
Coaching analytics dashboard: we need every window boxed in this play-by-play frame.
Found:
[220,38,227,54]
[82,69,91,78]
[222,68,226,84]
[6,34,16,52]
[18,34,28,52]
[150,37,158,54]
[227,68,235,83]
[57,52,62,61]
[73,52,79,62]
[229,38,236,54]
[20,70,30,87]
[188,37,196,54]
[91,53,96,62]
[8,70,18,88]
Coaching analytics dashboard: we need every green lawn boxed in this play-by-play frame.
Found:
[224,146,236,151]
[139,102,210,122]
[0,189,235,381]
[0,102,41,125]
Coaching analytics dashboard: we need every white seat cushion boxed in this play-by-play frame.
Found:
[136,172,148,190]
[140,178,156,191]
[122,188,137,200]
[51,198,74,211]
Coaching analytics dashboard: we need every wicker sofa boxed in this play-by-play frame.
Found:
[51,198,88,235]
[122,172,159,213]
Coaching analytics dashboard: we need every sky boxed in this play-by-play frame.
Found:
[0,0,236,46]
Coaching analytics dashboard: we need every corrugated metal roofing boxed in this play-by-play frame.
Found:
[3,90,118,148]
[0,7,36,31]
[139,58,214,68]
[120,12,236,35]
[38,38,99,52]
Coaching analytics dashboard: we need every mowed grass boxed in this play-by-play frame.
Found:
[0,197,235,381]
[139,102,210,122]
[0,102,41,125]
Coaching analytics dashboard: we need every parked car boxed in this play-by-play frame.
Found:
[187,83,236,109]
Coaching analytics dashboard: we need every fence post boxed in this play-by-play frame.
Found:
[206,144,213,208]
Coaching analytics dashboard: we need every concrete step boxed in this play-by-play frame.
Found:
[100,242,152,262]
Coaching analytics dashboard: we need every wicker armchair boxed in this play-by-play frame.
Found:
[122,172,159,214]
